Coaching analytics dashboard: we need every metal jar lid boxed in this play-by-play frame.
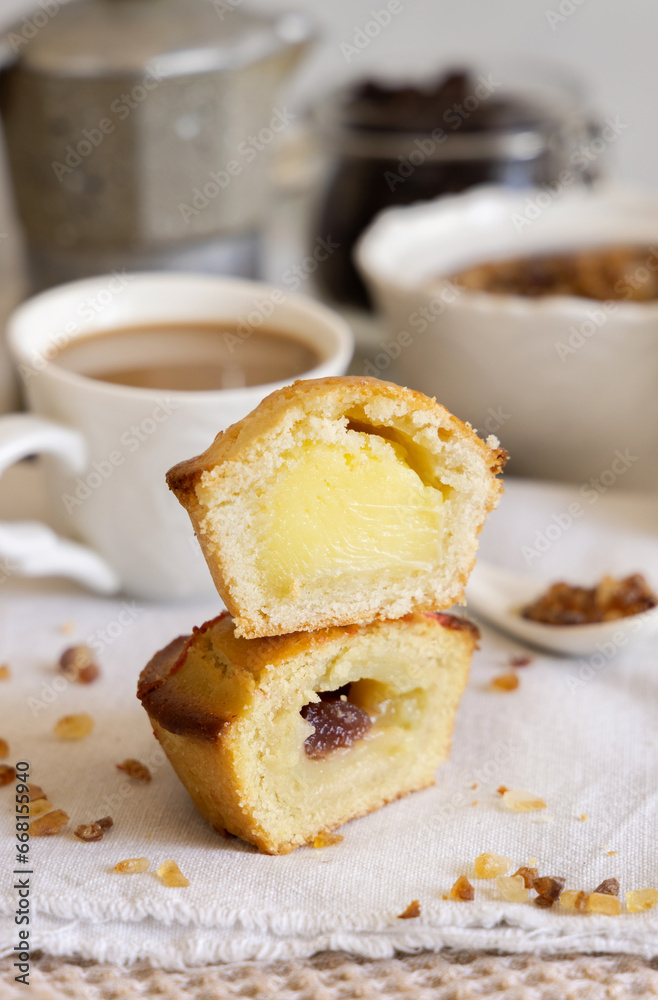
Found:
[2,0,312,79]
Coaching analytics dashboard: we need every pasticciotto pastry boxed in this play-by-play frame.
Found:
[167,376,505,638]
[138,610,478,854]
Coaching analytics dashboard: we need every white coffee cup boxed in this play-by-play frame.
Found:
[2,272,353,599]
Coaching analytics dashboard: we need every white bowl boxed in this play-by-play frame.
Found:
[356,185,658,490]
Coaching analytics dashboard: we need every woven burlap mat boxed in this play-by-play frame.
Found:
[2,951,658,998]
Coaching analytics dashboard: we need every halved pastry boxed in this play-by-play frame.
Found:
[138,611,477,854]
[167,376,505,638]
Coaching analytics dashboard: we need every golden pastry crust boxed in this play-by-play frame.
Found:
[138,611,478,854]
[167,376,505,639]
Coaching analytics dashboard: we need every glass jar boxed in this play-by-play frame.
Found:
[313,70,600,309]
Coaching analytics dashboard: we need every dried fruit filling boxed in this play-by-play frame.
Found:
[301,685,372,759]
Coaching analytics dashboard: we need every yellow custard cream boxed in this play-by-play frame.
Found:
[257,435,443,597]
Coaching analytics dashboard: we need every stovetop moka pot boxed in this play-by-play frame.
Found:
[0,0,312,289]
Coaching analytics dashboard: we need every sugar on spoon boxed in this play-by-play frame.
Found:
[463,560,658,657]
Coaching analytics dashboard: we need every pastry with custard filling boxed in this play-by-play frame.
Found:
[167,376,505,638]
[138,611,477,854]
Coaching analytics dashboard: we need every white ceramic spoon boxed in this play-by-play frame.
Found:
[464,561,658,657]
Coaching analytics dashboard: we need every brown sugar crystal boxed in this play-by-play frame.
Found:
[58,645,100,684]
[114,857,149,874]
[0,764,15,786]
[513,866,539,889]
[474,853,512,878]
[157,860,190,887]
[74,823,104,842]
[490,672,519,692]
[522,574,656,626]
[560,889,589,911]
[533,876,565,908]
[587,892,621,915]
[54,714,94,740]
[450,876,475,901]
[29,809,69,836]
[593,878,619,896]
[116,759,151,782]
[29,799,54,817]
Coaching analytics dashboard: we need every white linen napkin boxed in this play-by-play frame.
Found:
[0,478,657,969]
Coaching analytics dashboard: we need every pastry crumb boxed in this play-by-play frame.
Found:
[0,665,11,680]
[313,831,344,848]
[579,813,588,821]
[502,789,547,813]
[397,900,421,919]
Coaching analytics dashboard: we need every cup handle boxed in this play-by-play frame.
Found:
[0,414,121,594]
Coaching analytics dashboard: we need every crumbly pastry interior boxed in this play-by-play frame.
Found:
[138,613,476,854]
[168,378,504,638]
